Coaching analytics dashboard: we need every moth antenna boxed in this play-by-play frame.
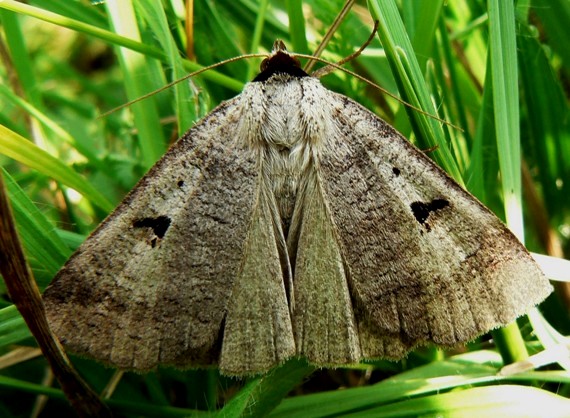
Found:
[310,20,379,77]
[296,21,461,131]
[423,145,440,154]
[303,0,357,73]
[101,25,458,131]
[98,53,266,119]
[295,52,462,131]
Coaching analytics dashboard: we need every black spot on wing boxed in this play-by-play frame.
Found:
[133,216,171,239]
[410,199,449,225]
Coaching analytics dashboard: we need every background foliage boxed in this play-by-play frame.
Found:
[0,0,569,416]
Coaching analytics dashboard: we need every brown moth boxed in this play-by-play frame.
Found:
[43,41,552,376]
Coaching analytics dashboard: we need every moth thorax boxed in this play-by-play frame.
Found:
[264,137,312,233]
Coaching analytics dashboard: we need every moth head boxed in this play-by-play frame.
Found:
[255,40,307,82]
[260,40,301,71]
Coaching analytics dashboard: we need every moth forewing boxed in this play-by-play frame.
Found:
[43,41,552,376]
[44,98,261,371]
[317,92,551,350]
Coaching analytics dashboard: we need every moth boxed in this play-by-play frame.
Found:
[43,41,552,376]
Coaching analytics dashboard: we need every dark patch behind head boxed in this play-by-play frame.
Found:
[253,50,308,82]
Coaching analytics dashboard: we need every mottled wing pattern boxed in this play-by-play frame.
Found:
[283,78,362,366]
[220,179,295,374]
[43,98,262,371]
[43,62,553,376]
[315,90,552,359]
[290,169,361,365]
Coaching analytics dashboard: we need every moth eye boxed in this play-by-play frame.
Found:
[410,199,450,225]
[392,167,401,176]
[132,216,172,239]
[177,180,185,187]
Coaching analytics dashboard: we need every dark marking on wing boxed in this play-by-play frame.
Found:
[410,199,449,225]
[133,216,172,239]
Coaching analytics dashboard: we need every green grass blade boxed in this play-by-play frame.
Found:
[354,385,570,417]
[0,0,162,60]
[487,0,532,365]
[0,0,242,91]
[0,9,43,108]
[367,0,463,183]
[271,351,570,417]
[487,0,523,237]
[136,0,197,133]
[531,0,570,70]
[0,306,30,347]
[286,0,309,54]
[220,359,315,417]
[518,17,570,222]
[105,0,166,168]
[2,168,70,282]
[0,125,113,212]
[246,0,271,81]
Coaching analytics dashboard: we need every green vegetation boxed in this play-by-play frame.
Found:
[1,0,568,416]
